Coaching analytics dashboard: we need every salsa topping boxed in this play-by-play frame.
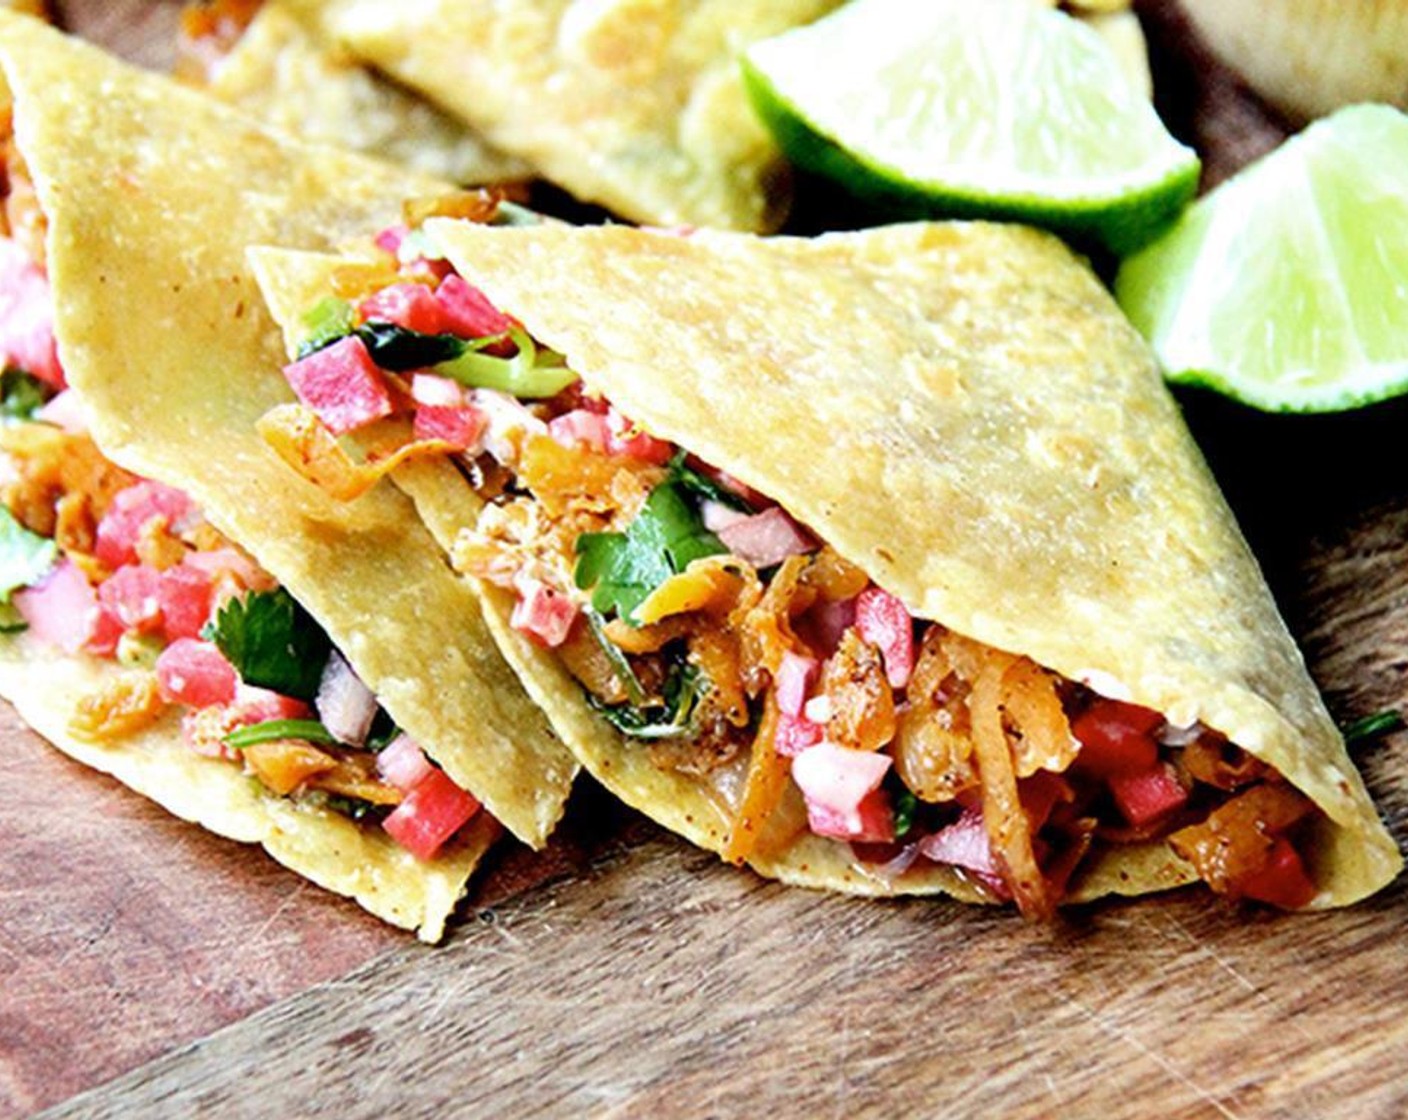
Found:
[257,211,1332,915]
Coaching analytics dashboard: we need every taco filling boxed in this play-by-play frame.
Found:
[0,165,485,865]
[262,225,1325,919]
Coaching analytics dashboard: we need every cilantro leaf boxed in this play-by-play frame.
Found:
[0,507,56,613]
[587,659,702,739]
[355,321,470,370]
[574,481,726,624]
[666,450,751,511]
[201,588,331,701]
[0,369,48,423]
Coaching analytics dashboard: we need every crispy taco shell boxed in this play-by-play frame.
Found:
[203,2,531,186]
[0,15,576,936]
[275,0,842,231]
[343,217,1394,907]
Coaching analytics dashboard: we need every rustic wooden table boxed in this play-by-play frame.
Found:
[3,2,1406,1117]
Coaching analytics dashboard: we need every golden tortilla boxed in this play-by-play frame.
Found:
[393,217,1395,908]
[209,3,531,186]
[276,0,842,231]
[0,635,497,941]
[0,15,577,930]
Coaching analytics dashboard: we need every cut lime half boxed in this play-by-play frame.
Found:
[1116,104,1408,413]
[742,0,1200,255]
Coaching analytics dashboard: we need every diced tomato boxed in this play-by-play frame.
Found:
[158,563,215,641]
[94,481,197,570]
[14,560,96,654]
[1238,837,1317,909]
[1071,697,1163,777]
[717,507,814,568]
[0,236,64,388]
[358,282,446,335]
[86,605,124,658]
[181,547,268,592]
[548,409,611,452]
[97,564,164,634]
[434,275,514,340]
[774,710,824,758]
[604,409,675,464]
[282,335,394,436]
[376,734,434,793]
[509,578,579,648]
[1109,763,1188,828]
[774,651,818,717]
[156,638,238,707]
[414,404,487,452]
[382,767,481,860]
[791,742,892,839]
[855,586,915,690]
[233,684,312,723]
[1020,769,1072,833]
[180,686,310,758]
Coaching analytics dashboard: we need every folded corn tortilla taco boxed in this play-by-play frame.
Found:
[248,217,1400,917]
[270,0,844,231]
[0,14,575,940]
[180,1,532,187]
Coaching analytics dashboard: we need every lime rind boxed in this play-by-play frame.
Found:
[743,0,1201,255]
[1116,103,1408,413]
[743,57,1198,256]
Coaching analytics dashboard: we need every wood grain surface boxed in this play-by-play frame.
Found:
[4,1,1407,1118]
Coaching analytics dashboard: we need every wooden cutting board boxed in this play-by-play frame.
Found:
[5,2,1408,1117]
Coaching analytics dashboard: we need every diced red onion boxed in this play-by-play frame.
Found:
[35,389,87,433]
[377,734,434,793]
[717,507,814,568]
[790,742,891,836]
[774,651,818,717]
[471,389,546,464]
[14,560,96,654]
[316,650,378,747]
[510,577,579,648]
[701,500,749,534]
[411,373,466,407]
[548,409,611,452]
[917,809,1001,877]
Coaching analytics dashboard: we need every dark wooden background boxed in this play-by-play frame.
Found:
[4,2,1406,1117]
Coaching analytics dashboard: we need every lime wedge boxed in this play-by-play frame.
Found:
[742,0,1199,255]
[1116,104,1408,412]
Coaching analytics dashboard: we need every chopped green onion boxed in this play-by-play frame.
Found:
[0,601,26,634]
[297,297,355,357]
[433,328,577,399]
[224,718,338,751]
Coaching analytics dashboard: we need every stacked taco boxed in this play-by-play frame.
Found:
[0,14,574,940]
[247,218,1402,916]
